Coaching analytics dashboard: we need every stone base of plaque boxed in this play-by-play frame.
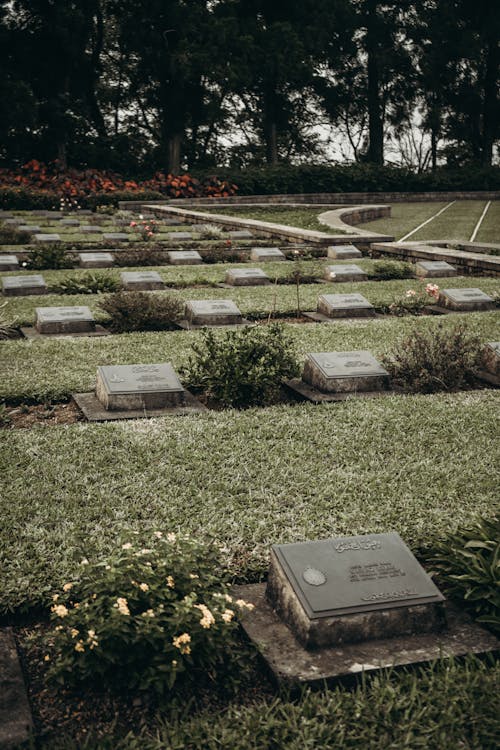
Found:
[266,550,446,650]
[232,583,499,689]
[303,310,378,323]
[302,361,390,394]
[72,390,206,422]
[20,325,110,340]
[122,279,165,291]
[35,319,95,335]
[284,378,393,404]
[423,304,495,316]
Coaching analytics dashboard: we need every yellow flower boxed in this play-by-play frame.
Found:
[52,604,69,618]
[52,594,59,602]
[172,660,178,667]
[115,597,130,616]
[222,609,235,623]
[166,533,176,543]
[70,628,79,638]
[189,573,199,579]
[74,641,85,653]
[44,654,50,662]
[87,630,98,649]
[62,582,73,592]
[235,599,255,611]
[194,604,215,629]
[224,594,233,603]
[166,576,175,588]
[142,609,155,617]
[153,531,163,538]
[172,633,191,654]
[122,542,133,550]
[139,583,149,592]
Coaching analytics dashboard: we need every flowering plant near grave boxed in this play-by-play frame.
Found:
[39,533,254,696]
[129,217,159,241]
[388,283,440,316]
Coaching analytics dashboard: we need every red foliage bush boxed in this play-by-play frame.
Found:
[0,160,238,202]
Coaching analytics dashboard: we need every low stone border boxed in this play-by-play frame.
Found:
[177,318,251,330]
[72,391,206,422]
[121,190,500,210]
[284,378,393,404]
[371,241,500,276]
[303,311,380,323]
[232,584,500,688]
[318,205,391,240]
[0,628,34,749]
[140,204,394,247]
[21,325,110,340]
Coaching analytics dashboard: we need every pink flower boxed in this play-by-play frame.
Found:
[405,289,417,297]
[426,283,440,299]
[130,221,137,227]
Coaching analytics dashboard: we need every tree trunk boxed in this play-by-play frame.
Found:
[57,141,67,170]
[366,0,384,165]
[168,134,182,174]
[265,121,278,165]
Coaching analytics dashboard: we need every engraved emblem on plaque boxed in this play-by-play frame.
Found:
[302,568,327,586]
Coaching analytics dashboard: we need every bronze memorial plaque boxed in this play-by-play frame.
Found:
[272,532,444,619]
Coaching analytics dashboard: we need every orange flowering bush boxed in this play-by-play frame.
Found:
[0,161,238,205]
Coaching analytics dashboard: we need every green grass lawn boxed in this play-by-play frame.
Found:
[1,311,499,403]
[1,388,499,613]
[360,200,500,243]
[205,205,347,235]
[1,266,498,327]
[1,203,499,748]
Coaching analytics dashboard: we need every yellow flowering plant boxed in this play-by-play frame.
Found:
[39,533,254,696]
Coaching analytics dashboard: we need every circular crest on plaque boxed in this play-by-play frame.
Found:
[302,567,326,586]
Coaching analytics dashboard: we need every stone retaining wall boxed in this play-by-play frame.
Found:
[121,190,500,211]
[371,241,500,275]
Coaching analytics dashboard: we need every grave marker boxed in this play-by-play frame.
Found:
[79,252,114,268]
[229,230,253,239]
[60,218,81,227]
[415,261,457,278]
[32,234,61,244]
[438,288,494,311]
[327,245,362,260]
[168,250,203,266]
[35,306,95,334]
[81,225,103,234]
[250,247,286,262]
[0,255,20,271]
[317,293,375,318]
[266,533,446,649]
[225,268,270,286]
[96,363,185,410]
[302,351,390,393]
[184,299,243,326]
[120,271,165,290]
[324,264,368,282]
[169,232,193,241]
[2,275,47,296]
[17,225,41,234]
[483,342,500,376]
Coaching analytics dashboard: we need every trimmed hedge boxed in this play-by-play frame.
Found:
[0,188,164,211]
[193,164,500,195]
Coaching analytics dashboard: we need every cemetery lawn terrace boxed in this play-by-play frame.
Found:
[0,205,499,747]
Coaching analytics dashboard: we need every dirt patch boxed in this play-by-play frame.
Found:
[1,401,83,429]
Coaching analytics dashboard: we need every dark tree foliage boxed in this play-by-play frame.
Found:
[0,0,497,170]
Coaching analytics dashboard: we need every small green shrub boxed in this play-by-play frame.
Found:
[26,244,75,270]
[199,247,248,264]
[51,273,120,295]
[37,533,254,696]
[0,226,31,245]
[183,323,300,407]
[0,301,20,339]
[383,323,481,393]
[385,283,440,316]
[370,261,413,280]
[198,223,224,239]
[426,517,499,634]
[113,247,167,267]
[98,291,183,332]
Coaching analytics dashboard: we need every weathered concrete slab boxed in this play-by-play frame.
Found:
[0,628,34,748]
[73,389,206,422]
[232,583,500,688]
